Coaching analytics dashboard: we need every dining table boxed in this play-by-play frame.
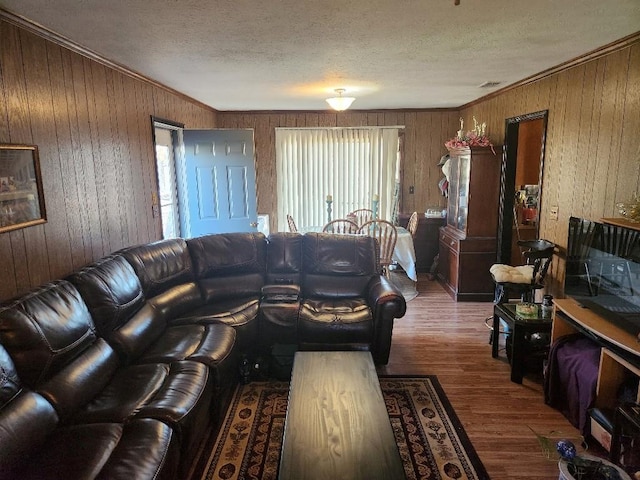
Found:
[392,227,417,281]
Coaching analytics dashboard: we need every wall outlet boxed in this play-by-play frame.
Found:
[549,206,559,221]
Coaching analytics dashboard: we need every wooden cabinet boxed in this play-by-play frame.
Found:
[399,214,445,273]
[437,145,502,301]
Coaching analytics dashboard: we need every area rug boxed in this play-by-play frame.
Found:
[390,270,419,302]
[200,376,489,480]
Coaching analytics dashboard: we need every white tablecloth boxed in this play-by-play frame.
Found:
[392,227,417,281]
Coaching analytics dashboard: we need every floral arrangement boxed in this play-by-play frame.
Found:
[445,116,493,149]
[529,427,631,480]
[616,193,640,223]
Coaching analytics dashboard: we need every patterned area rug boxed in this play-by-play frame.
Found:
[200,376,489,480]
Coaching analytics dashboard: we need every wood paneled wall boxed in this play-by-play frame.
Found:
[0,19,217,301]
[218,111,460,233]
[461,39,640,295]
[1,14,637,303]
[220,38,639,296]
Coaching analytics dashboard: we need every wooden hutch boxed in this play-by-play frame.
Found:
[438,145,502,301]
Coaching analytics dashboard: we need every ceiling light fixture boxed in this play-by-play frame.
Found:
[326,89,355,111]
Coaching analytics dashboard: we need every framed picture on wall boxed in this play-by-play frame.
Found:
[0,144,47,234]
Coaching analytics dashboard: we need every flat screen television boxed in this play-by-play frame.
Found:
[565,216,640,340]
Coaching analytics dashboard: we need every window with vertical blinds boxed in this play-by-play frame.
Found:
[275,127,400,231]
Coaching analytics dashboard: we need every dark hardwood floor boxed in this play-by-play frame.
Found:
[379,274,579,479]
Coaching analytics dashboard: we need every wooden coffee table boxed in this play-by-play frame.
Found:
[278,351,405,480]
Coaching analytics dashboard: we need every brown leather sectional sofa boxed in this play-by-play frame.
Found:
[0,231,406,479]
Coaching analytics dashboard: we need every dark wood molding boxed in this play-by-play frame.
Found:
[0,8,217,114]
[461,31,640,110]
[217,107,459,114]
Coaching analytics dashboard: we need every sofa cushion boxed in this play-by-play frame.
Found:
[71,360,208,425]
[188,232,267,278]
[136,323,237,388]
[0,280,97,388]
[0,341,21,408]
[266,232,303,285]
[145,282,203,320]
[68,253,239,398]
[0,344,59,477]
[119,239,204,318]
[298,298,373,347]
[174,298,259,352]
[187,232,266,302]
[68,255,149,335]
[302,233,378,297]
[259,300,300,348]
[70,359,212,469]
[119,238,195,297]
[15,419,178,480]
[68,256,173,362]
[37,338,120,422]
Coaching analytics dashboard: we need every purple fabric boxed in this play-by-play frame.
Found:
[544,334,601,434]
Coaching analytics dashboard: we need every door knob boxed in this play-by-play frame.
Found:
[250,222,258,228]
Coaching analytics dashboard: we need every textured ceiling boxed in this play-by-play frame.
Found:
[1,0,639,111]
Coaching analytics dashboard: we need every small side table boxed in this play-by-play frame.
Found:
[492,302,553,383]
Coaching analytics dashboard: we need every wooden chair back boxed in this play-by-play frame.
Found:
[358,219,398,276]
[349,208,373,227]
[406,211,419,238]
[286,214,298,233]
[323,219,359,234]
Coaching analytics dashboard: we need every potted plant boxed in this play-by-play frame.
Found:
[530,427,633,480]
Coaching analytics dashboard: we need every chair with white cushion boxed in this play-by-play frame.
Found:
[490,239,556,304]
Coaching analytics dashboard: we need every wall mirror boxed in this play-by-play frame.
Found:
[496,111,548,266]
[0,144,46,234]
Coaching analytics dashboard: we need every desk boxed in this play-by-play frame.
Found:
[392,227,417,281]
[492,302,552,383]
[279,351,404,480]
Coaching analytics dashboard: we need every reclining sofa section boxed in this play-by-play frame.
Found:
[0,231,406,479]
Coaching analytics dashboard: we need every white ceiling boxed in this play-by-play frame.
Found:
[1,0,639,111]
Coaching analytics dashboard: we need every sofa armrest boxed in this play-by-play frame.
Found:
[366,276,406,319]
[365,275,407,365]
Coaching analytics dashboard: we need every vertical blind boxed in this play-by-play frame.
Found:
[275,127,400,231]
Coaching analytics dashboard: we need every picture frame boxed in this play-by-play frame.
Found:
[0,144,47,234]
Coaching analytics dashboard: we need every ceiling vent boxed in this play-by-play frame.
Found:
[478,81,502,88]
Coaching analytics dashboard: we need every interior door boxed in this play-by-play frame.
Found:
[178,129,257,237]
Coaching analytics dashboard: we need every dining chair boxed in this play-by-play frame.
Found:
[358,219,398,277]
[406,211,419,238]
[349,208,374,227]
[323,219,359,234]
[286,214,298,233]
